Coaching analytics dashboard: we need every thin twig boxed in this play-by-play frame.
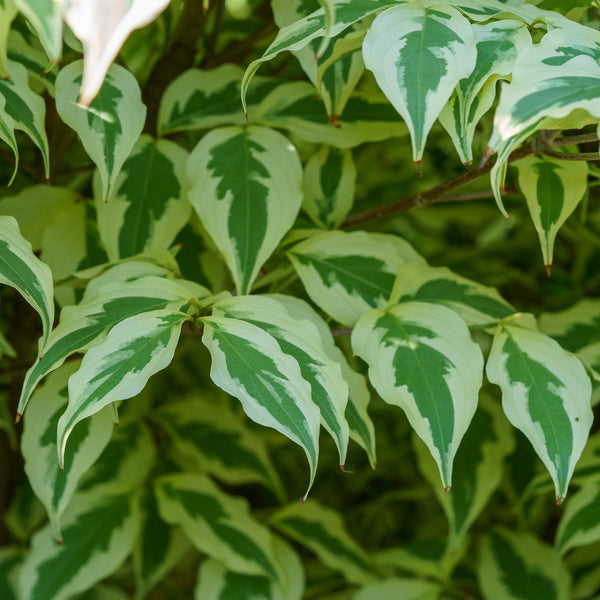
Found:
[541,148,600,162]
[331,328,353,336]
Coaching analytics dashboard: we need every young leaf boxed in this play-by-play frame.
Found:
[194,536,304,600]
[289,230,423,326]
[438,19,531,165]
[0,60,50,180]
[94,135,191,261]
[556,480,600,556]
[21,361,113,541]
[187,125,302,295]
[57,309,190,464]
[516,155,588,271]
[363,4,477,164]
[14,0,62,62]
[270,500,375,585]
[155,473,283,582]
[18,487,141,600]
[0,215,54,349]
[55,60,146,201]
[60,0,170,105]
[0,0,17,78]
[214,294,350,467]
[390,262,515,327]
[352,302,483,489]
[413,395,515,547]
[201,315,321,498]
[486,322,593,502]
[478,529,570,600]
[157,396,285,500]
[302,145,356,229]
[18,275,195,416]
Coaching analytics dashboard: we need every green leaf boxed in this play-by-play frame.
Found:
[0,547,21,600]
[95,135,191,261]
[390,262,515,327]
[0,59,50,180]
[268,293,377,467]
[353,578,441,600]
[134,491,190,600]
[351,302,483,489]
[289,230,424,326]
[57,309,190,464]
[270,500,375,584]
[254,81,407,147]
[516,155,588,270]
[438,19,531,165]
[0,215,54,349]
[18,487,141,600]
[488,25,600,214]
[157,396,285,500]
[0,0,17,78]
[486,321,593,502]
[302,145,356,229]
[7,30,58,94]
[55,60,146,201]
[194,537,304,600]
[478,529,570,600]
[60,0,170,105]
[201,315,321,499]
[21,361,113,541]
[18,274,195,416]
[363,4,477,163]
[214,294,350,466]
[187,125,302,295]
[14,0,62,61]
[158,65,278,135]
[155,472,283,581]
[413,395,515,547]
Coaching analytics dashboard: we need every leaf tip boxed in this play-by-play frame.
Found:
[56,537,63,545]
[372,462,378,471]
[556,496,565,505]
[328,114,341,129]
[340,464,353,474]
[545,264,552,277]
[463,160,473,169]
[414,160,423,177]
[14,412,22,424]
[479,146,495,169]
[300,496,307,505]
[444,485,452,496]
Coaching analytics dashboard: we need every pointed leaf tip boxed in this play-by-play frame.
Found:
[556,496,565,505]
[15,413,22,424]
[545,264,552,277]
[444,485,452,496]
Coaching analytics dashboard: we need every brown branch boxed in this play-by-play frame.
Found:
[341,132,600,228]
[541,148,600,162]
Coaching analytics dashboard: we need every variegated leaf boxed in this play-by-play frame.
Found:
[289,230,424,326]
[478,529,570,600]
[0,0,17,78]
[187,125,302,295]
[18,275,195,416]
[269,293,377,467]
[214,294,350,466]
[241,0,401,112]
[254,81,407,148]
[438,20,531,165]
[55,60,146,201]
[486,321,593,502]
[15,0,62,62]
[134,490,190,599]
[0,185,79,250]
[22,361,113,541]
[0,547,21,600]
[155,473,283,581]
[390,262,515,327]
[157,396,284,499]
[303,145,355,229]
[7,30,58,94]
[565,543,600,600]
[18,487,141,600]
[413,395,514,547]
[194,537,304,600]
[158,65,278,135]
[556,480,600,556]
[363,4,477,164]
[270,500,375,585]
[201,315,320,498]
[488,25,600,214]
[60,0,170,105]
[516,155,588,271]
[0,216,54,349]
[354,578,442,600]
[352,302,483,489]
[57,309,190,463]
[94,135,191,261]
[0,60,50,180]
